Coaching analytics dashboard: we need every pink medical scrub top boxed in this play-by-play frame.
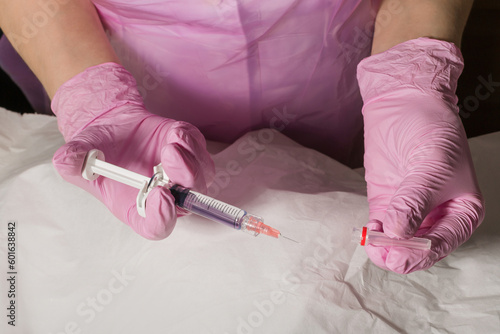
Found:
[0,0,379,167]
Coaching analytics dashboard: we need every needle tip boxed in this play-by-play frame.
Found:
[280,233,300,244]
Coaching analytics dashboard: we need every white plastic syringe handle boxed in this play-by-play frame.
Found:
[81,149,169,217]
[82,149,150,189]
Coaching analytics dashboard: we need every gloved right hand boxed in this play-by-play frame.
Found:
[357,38,485,273]
[52,62,214,240]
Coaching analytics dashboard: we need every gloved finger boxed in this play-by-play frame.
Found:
[382,180,436,240]
[126,186,177,240]
[381,139,457,239]
[162,121,215,190]
[420,193,485,260]
[366,193,484,274]
[365,218,438,274]
[365,244,435,274]
[366,219,383,232]
[364,219,436,274]
[161,147,214,195]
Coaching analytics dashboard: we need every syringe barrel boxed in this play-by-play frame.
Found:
[170,185,246,230]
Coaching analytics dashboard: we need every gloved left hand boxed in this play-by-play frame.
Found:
[357,38,485,274]
[52,62,215,240]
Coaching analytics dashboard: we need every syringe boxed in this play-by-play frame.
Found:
[82,149,298,241]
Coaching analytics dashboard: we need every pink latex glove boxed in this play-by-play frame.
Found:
[357,38,485,274]
[52,63,214,240]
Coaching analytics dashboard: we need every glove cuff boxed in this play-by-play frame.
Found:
[356,37,464,107]
[51,62,144,141]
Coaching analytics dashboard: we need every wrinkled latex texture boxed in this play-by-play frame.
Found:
[52,63,215,240]
[357,38,485,274]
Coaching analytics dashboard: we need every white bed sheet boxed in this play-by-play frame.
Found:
[0,107,499,334]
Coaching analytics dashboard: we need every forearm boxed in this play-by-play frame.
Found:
[0,0,119,98]
[371,0,474,54]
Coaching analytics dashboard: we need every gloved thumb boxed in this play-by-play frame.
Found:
[381,173,438,240]
[126,186,177,240]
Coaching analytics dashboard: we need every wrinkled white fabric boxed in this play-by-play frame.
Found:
[1,108,499,333]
